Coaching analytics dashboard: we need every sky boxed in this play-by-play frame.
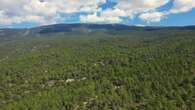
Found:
[0,0,195,28]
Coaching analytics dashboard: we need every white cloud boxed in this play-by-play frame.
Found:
[80,13,104,23]
[80,8,126,23]
[139,11,167,23]
[0,0,195,25]
[138,0,195,23]
[51,0,106,13]
[101,8,126,17]
[170,0,195,13]
[80,0,171,23]
[135,24,146,27]
[0,0,106,25]
[80,13,122,23]
[115,0,170,18]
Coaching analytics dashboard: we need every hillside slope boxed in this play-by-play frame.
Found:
[0,24,195,110]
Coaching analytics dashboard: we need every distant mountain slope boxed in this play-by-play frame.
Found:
[0,24,195,37]
[33,24,137,34]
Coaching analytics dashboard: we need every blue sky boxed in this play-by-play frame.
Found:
[0,0,195,28]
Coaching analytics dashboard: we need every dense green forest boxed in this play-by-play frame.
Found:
[0,25,195,110]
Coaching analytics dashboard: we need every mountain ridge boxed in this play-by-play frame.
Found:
[1,23,195,30]
[0,23,195,37]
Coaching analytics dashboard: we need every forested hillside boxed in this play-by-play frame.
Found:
[0,24,195,110]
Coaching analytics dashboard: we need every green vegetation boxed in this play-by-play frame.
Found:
[0,28,195,110]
